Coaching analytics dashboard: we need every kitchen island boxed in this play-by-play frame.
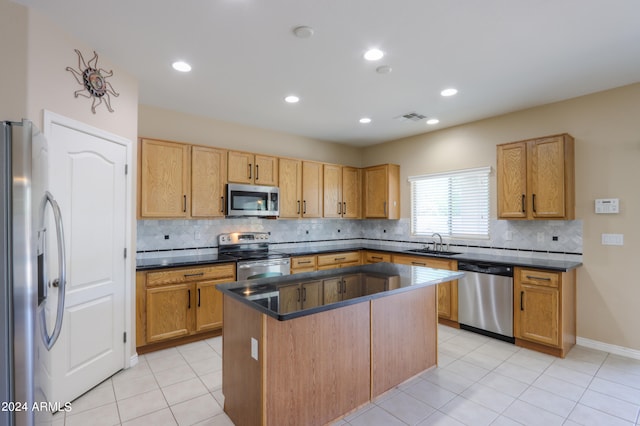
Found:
[216,263,464,426]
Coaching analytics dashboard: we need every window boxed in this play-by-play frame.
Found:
[409,166,490,238]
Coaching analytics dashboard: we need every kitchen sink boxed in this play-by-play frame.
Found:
[406,248,461,256]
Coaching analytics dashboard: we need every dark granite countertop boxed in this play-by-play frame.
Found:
[280,243,582,272]
[137,242,581,272]
[136,253,237,270]
[216,262,464,321]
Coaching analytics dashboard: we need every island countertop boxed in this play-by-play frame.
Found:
[216,262,464,321]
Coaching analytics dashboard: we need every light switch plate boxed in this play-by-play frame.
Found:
[251,337,258,360]
[602,233,624,246]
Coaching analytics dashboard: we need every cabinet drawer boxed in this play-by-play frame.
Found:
[291,256,317,269]
[317,251,360,267]
[147,263,236,286]
[364,252,391,263]
[519,269,559,288]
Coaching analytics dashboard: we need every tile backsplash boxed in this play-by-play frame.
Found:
[137,218,582,259]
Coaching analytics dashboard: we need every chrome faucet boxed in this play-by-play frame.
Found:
[431,233,443,251]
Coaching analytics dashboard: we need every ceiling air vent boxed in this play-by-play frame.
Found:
[395,112,427,122]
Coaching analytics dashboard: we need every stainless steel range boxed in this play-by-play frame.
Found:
[218,232,291,281]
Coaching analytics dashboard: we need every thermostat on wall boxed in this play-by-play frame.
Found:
[595,198,619,214]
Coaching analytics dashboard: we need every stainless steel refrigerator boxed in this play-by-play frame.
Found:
[1,120,66,426]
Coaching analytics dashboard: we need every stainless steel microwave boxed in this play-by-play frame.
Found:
[226,183,279,217]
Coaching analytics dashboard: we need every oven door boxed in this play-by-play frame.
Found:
[237,258,291,281]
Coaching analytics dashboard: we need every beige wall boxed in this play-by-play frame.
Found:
[138,104,362,167]
[363,83,640,351]
[0,0,28,120]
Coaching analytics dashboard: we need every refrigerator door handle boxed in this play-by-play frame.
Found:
[39,191,66,350]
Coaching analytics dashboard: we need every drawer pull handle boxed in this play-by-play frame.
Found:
[411,262,426,266]
[298,260,312,265]
[371,256,383,260]
[184,272,205,278]
[526,275,551,281]
[335,257,346,261]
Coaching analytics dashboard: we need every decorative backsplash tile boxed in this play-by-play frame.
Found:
[137,218,582,261]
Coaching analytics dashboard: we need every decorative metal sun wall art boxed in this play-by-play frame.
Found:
[66,49,119,113]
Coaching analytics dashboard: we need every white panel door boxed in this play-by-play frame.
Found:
[45,119,128,404]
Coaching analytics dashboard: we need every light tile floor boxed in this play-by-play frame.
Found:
[52,325,640,425]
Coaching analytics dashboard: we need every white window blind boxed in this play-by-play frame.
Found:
[409,166,490,238]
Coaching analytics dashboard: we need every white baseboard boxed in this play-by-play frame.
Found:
[576,336,640,360]
[129,353,139,368]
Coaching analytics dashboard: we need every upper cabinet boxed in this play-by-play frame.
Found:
[278,159,323,218]
[228,150,278,186]
[497,134,575,220]
[191,146,227,218]
[139,138,190,218]
[139,139,227,219]
[363,164,400,219]
[323,165,362,219]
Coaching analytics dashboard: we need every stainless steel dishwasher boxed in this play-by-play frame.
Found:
[458,261,515,343]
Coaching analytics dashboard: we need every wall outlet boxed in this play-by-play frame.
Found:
[251,337,258,360]
[602,234,624,246]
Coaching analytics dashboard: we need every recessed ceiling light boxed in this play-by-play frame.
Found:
[426,118,440,125]
[441,88,458,97]
[359,117,372,124]
[284,95,300,103]
[172,61,192,72]
[364,48,384,61]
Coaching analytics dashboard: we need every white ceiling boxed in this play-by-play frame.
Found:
[17,0,640,146]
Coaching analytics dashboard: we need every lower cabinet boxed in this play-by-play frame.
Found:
[136,263,236,350]
[392,254,459,324]
[362,251,392,264]
[514,267,576,357]
[290,255,317,274]
[317,251,361,270]
[322,274,361,304]
[279,280,322,313]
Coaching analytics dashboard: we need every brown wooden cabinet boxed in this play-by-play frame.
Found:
[323,164,361,218]
[514,267,576,357]
[362,251,392,264]
[139,138,190,218]
[228,150,278,186]
[392,254,458,324]
[290,255,317,274]
[322,274,361,304]
[136,263,236,351]
[302,161,323,218]
[279,280,323,313]
[191,146,227,217]
[497,134,575,220]
[317,251,361,270]
[278,157,302,218]
[363,164,400,219]
[138,139,227,219]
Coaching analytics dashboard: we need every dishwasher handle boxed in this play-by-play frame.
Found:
[458,261,513,277]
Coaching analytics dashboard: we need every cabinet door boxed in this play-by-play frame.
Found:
[228,151,253,184]
[254,155,278,186]
[139,139,189,218]
[530,137,565,218]
[146,284,191,342]
[363,165,388,218]
[364,251,391,264]
[191,146,227,217]
[279,284,301,314]
[342,167,361,218]
[323,164,342,218]
[363,275,387,294]
[279,158,302,218]
[322,278,342,305]
[497,142,528,219]
[516,284,559,347]
[195,281,223,332]
[301,281,322,309]
[342,275,363,300]
[302,161,323,218]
